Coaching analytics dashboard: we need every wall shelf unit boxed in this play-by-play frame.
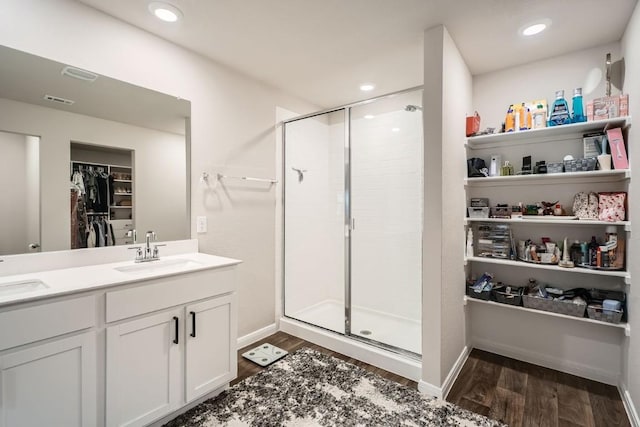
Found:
[464,115,632,336]
[466,116,630,148]
[464,296,630,336]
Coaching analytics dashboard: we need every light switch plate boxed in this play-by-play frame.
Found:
[196,216,207,233]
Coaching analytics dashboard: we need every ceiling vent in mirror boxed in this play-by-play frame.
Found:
[44,95,75,105]
[61,66,98,82]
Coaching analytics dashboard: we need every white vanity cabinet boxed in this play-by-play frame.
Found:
[105,267,237,427]
[0,296,97,427]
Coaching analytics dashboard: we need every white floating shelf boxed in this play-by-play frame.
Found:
[465,169,630,187]
[466,116,630,148]
[465,256,630,279]
[465,217,630,230]
[464,296,630,335]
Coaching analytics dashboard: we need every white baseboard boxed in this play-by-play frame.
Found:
[418,380,442,398]
[237,323,278,349]
[473,338,619,386]
[619,383,640,427]
[417,346,469,399]
[442,345,470,399]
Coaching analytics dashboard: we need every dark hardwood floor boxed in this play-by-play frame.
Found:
[234,332,630,427]
[447,349,631,427]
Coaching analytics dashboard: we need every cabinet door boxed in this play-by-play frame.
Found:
[106,309,182,427]
[185,293,237,402]
[0,331,96,427]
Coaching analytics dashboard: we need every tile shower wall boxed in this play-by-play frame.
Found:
[351,110,423,322]
[284,112,345,318]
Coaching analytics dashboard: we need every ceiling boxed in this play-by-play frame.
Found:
[0,45,189,134]
[77,0,637,108]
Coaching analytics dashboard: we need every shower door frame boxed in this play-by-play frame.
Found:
[281,86,423,359]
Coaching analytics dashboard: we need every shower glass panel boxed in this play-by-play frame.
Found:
[283,110,346,334]
[349,91,423,354]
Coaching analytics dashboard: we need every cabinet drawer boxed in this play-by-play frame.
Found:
[106,267,236,323]
[110,220,134,231]
[0,295,95,351]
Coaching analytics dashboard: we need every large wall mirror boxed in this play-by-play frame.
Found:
[0,45,191,255]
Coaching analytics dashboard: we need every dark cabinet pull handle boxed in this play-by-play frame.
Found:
[173,316,179,344]
[190,311,196,338]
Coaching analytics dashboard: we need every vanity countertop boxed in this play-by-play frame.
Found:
[0,252,241,308]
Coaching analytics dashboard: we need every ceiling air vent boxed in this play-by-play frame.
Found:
[44,95,75,105]
[61,66,98,82]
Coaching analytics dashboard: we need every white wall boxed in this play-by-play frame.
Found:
[0,0,314,337]
[0,98,186,251]
[473,42,621,132]
[621,1,640,420]
[440,28,472,384]
[25,135,40,250]
[0,131,28,255]
[422,25,471,388]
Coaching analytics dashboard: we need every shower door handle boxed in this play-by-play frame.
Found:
[351,218,355,230]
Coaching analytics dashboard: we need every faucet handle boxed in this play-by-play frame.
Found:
[152,243,166,259]
[128,246,144,261]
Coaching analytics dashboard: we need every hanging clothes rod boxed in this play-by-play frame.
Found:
[216,173,278,184]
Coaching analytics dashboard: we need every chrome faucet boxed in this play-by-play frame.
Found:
[129,230,165,263]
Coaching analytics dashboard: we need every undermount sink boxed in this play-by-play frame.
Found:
[0,279,48,296]
[114,258,203,274]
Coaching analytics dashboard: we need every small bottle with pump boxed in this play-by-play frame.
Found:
[548,90,572,126]
[571,87,586,123]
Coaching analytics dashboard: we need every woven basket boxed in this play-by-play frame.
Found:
[522,294,586,317]
[587,305,624,324]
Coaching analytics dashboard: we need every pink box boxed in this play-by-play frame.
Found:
[593,96,620,120]
[606,128,628,170]
[619,94,629,117]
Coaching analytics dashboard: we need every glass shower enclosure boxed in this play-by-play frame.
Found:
[283,88,423,356]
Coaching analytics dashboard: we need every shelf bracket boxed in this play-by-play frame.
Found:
[625,323,631,337]
[463,296,468,306]
[624,274,631,286]
[625,223,632,232]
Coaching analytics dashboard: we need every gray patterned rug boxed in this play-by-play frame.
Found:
[164,347,504,426]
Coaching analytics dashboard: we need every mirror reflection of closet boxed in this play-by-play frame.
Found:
[70,142,134,249]
[0,130,40,255]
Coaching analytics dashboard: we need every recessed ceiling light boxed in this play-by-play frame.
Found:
[364,114,375,119]
[521,19,551,36]
[359,83,375,92]
[391,127,400,132]
[148,2,183,22]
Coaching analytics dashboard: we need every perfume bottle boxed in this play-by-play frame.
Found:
[548,90,571,126]
[572,87,586,123]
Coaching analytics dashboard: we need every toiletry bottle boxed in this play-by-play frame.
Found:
[526,105,532,130]
[466,229,474,257]
[519,103,528,131]
[588,235,599,266]
[548,90,572,126]
[571,87,586,123]
[532,103,547,129]
[505,105,515,132]
[580,242,588,265]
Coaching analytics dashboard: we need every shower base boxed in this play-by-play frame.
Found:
[281,299,421,381]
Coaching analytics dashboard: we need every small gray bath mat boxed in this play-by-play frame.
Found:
[241,343,288,366]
